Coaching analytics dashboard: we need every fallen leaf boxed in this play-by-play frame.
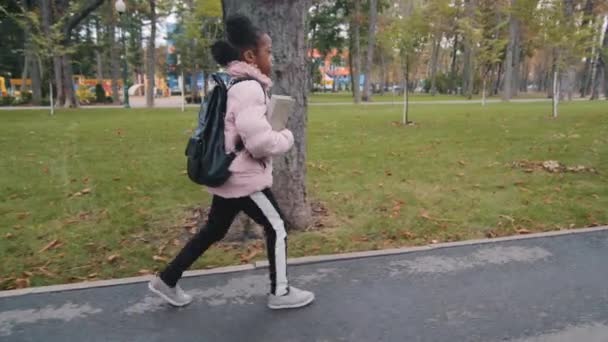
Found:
[516,228,531,234]
[113,177,121,181]
[458,160,466,166]
[240,249,260,263]
[126,186,133,191]
[16,212,30,220]
[419,209,432,220]
[385,170,393,176]
[485,230,498,238]
[82,177,89,184]
[592,194,600,200]
[42,166,49,174]
[153,255,168,262]
[39,239,61,253]
[430,240,439,244]
[138,269,153,275]
[88,273,98,278]
[23,271,34,277]
[5,233,13,239]
[37,267,56,277]
[81,188,91,195]
[15,278,30,289]
[457,173,465,177]
[107,254,120,263]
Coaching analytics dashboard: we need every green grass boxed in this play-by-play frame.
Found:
[1,101,607,289]
[308,91,547,103]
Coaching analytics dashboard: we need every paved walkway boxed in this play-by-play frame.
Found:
[1,227,608,341]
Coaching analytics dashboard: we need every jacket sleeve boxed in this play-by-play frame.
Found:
[230,81,294,159]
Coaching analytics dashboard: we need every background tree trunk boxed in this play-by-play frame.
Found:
[579,0,595,97]
[109,5,120,104]
[503,0,517,101]
[30,56,42,105]
[222,0,313,230]
[146,0,156,108]
[462,0,475,99]
[559,0,575,101]
[352,0,362,103]
[362,0,377,102]
[430,36,440,96]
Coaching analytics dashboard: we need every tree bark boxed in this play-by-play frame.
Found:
[362,0,377,102]
[62,54,78,107]
[462,0,474,99]
[352,0,362,103]
[222,0,313,230]
[559,0,575,101]
[503,0,517,101]
[146,0,156,108]
[109,4,120,104]
[579,0,595,97]
[30,56,42,105]
[379,50,386,96]
[430,36,440,96]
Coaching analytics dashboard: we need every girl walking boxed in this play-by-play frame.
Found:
[148,15,314,310]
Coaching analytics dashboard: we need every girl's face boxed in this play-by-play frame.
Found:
[244,33,273,77]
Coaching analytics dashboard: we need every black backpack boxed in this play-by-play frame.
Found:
[185,74,254,187]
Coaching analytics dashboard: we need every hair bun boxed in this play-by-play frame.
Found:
[211,40,240,66]
[225,14,259,48]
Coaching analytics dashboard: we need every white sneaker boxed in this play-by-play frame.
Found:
[267,287,315,310]
[148,276,193,307]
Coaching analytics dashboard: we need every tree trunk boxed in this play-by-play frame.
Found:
[379,51,386,96]
[430,36,440,96]
[559,0,575,101]
[362,0,377,102]
[553,69,559,117]
[512,32,520,97]
[62,55,78,107]
[579,0,595,97]
[352,0,362,103]
[503,0,517,101]
[146,0,156,108]
[462,0,474,99]
[222,0,313,230]
[109,8,120,104]
[493,61,503,95]
[30,56,42,105]
[450,33,458,94]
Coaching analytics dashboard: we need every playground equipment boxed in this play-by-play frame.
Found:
[0,77,7,96]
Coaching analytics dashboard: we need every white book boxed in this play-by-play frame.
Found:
[268,95,295,131]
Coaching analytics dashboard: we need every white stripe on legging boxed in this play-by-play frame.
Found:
[250,192,289,296]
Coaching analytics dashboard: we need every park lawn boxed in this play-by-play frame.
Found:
[308,91,547,103]
[1,101,607,290]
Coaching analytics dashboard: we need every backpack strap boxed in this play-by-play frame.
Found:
[227,77,266,153]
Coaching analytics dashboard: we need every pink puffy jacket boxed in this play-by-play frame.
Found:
[207,61,294,198]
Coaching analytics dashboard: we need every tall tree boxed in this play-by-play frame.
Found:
[352,0,363,103]
[461,0,476,99]
[221,0,313,230]
[146,0,156,108]
[362,0,378,101]
[590,15,607,100]
[503,0,519,100]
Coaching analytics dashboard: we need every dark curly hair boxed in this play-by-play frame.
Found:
[211,15,263,66]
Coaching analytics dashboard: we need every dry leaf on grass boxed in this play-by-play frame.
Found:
[5,233,14,239]
[516,228,531,235]
[153,255,168,262]
[107,254,120,263]
[240,249,260,263]
[138,269,153,275]
[15,278,30,289]
[39,239,61,253]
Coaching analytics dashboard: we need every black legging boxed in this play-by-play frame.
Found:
[160,189,289,295]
